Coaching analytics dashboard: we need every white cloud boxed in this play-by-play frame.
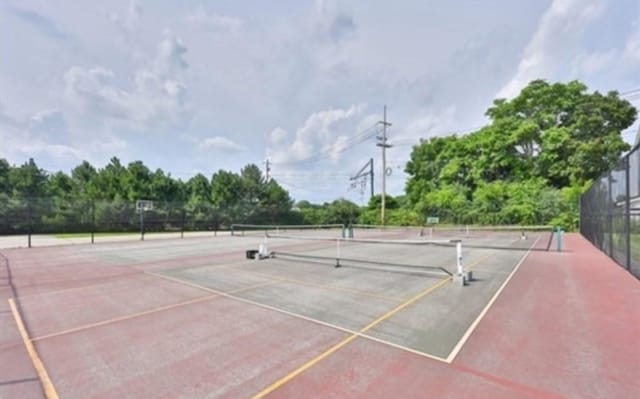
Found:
[497,0,606,99]
[108,0,142,38]
[401,107,458,143]
[186,8,244,33]
[624,19,640,64]
[312,0,356,43]
[63,31,188,129]
[0,106,83,165]
[571,49,618,76]
[199,136,246,152]
[267,104,366,165]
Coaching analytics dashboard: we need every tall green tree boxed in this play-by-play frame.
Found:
[9,158,47,198]
[96,157,127,200]
[186,173,211,204]
[211,170,243,207]
[122,161,152,200]
[405,79,637,227]
[485,80,636,187]
[71,160,98,199]
[0,158,10,193]
[240,164,265,204]
[150,169,184,202]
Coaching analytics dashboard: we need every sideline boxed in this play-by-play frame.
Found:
[8,298,59,399]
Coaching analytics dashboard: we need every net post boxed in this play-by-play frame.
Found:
[456,241,463,276]
[335,238,342,268]
[453,240,469,286]
[556,227,563,252]
[259,233,269,258]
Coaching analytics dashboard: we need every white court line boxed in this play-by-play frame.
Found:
[147,271,453,363]
[445,236,541,363]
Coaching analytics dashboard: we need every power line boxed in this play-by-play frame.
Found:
[620,87,640,97]
[270,124,379,167]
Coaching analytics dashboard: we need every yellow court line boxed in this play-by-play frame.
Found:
[31,294,217,341]
[148,271,453,363]
[32,279,279,342]
[251,276,452,399]
[8,298,59,399]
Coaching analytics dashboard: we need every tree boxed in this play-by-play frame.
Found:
[240,164,265,204]
[150,169,184,202]
[210,170,243,207]
[326,199,360,225]
[367,194,399,210]
[405,80,637,227]
[486,80,636,187]
[9,158,47,198]
[0,158,10,194]
[258,180,294,223]
[71,160,98,199]
[47,172,75,198]
[122,161,152,201]
[186,173,211,204]
[96,157,127,200]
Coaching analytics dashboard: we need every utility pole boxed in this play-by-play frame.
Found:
[350,158,374,202]
[376,105,392,225]
[264,159,271,182]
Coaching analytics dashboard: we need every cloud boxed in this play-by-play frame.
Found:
[570,49,618,76]
[267,104,366,165]
[107,0,143,38]
[402,107,459,142]
[312,0,356,43]
[9,7,69,40]
[624,18,640,64]
[28,109,67,137]
[63,31,189,129]
[199,136,246,152]
[497,0,606,99]
[0,105,83,165]
[186,8,245,33]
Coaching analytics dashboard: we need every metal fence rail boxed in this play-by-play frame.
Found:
[0,198,300,247]
[581,144,640,279]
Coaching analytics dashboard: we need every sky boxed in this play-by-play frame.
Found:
[1,0,639,204]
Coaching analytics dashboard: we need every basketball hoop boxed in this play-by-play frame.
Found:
[136,200,154,212]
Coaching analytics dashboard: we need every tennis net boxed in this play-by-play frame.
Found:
[231,223,344,237]
[265,233,458,278]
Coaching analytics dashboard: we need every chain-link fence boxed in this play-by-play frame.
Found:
[0,197,301,246]
[581,145,640,279]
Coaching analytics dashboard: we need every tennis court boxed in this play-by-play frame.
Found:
[1,226,638,398]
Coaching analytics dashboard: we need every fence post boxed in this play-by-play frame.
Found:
[608,171,613,257]
[625,156,631,270]
[27,198,32,248]
[91,200,95,244]
[181,208,185,239]
[140,208,145,241]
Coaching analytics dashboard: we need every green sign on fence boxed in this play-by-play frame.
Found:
[426,216,439,224]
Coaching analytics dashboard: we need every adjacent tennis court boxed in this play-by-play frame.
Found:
[1,226,638,398]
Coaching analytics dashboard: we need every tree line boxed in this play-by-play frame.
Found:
[1,80,636,232]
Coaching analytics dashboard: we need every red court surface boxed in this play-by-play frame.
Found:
[1,233,639,398]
